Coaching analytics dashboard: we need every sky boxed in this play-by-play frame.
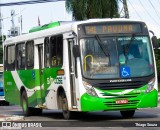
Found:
[0,0,72,35]
[1,0,160,38]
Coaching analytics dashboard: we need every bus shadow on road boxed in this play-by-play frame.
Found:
[40,110,158,121]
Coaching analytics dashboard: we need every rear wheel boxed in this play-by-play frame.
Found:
[120,110,135,118]
[21,91,32,116]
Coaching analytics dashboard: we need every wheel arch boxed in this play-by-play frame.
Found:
[57,86,65,109]
[20,86,26,104]
[20,86,26,95]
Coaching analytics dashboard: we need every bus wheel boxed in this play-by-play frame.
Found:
[34,108,43,115]
[59,92,72,120]
[120,110,135,118]
[21,91,32,116]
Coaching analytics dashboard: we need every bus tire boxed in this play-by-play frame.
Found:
[21,91,32,116]
[34,108,43,115]
[59,92,73,120]
[120,110,135,118]
[4,101,9,106]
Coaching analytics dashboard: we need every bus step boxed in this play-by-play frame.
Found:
[38,105,47,109]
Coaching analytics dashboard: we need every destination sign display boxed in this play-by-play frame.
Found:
[84,23,142,34]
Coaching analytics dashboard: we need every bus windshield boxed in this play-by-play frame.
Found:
[80,36,154,79]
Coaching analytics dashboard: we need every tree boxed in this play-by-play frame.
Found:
[65,0,119,20]
[0,35,6,64]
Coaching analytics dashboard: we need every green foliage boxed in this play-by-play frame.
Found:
[0,35,6,64]
[0,35,6,45]
[65,0,119,20]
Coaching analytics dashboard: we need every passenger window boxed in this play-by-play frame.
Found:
[50,35,63,67]
[16,43,25,70]
[7,45,15,70]
[26,41,34,69]
[44,37,50,67]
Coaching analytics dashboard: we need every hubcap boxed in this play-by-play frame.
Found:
[23,98,27,112]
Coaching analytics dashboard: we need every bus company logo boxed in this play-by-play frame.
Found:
[110,79,132,83]
[1,122,12,129]
[47,76,63,85]
[1,122,42,129]
[1,122,21,129]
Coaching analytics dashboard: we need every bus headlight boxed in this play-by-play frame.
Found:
[83,81,98,97]
[145,78,155,93]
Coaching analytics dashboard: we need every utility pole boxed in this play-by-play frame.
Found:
[0,0,3,64]
[11,10,15,36]
[0,0,2,36]
[0,0,4,46]
[10,10,19,36]
[119,0,129,18]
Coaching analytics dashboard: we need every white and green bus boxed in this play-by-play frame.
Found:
[3,19,159,119]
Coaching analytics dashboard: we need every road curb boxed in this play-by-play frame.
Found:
[0,115,24,121]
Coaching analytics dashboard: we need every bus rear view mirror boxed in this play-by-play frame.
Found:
[73,45,80,58]
[152,36,159,49]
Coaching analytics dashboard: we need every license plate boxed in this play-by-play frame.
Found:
[116,99,128,104]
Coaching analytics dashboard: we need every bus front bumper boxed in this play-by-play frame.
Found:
[80,89,158,111]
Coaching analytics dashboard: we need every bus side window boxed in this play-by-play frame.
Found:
[26,41,34,69]
[50,35,63,67]
[56,35,63,66]
[44,37,50,67]
[7,45,15,70]
[16,43,25,70]
[50,36,57,66]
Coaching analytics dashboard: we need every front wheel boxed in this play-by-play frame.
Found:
[120,110,135,118]
[59,92,73,120]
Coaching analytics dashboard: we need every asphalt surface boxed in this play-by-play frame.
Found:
[0,93,160,121]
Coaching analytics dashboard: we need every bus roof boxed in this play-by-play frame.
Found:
[29,21,72,33]
[4,18,145,45]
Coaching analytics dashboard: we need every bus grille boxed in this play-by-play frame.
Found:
[94,81,146,90]
[101,92,141,98]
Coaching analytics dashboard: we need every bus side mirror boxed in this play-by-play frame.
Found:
[152,36,159,49]
[73,45,80,57]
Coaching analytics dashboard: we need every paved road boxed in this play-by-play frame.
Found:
[0,104,160,129]
[0,95,159,129]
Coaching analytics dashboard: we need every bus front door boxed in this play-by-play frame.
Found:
[38,44,45,107]
[68,39,77,108]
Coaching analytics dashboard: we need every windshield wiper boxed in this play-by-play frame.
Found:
[125,33,136,55]
[95,34,110,57]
